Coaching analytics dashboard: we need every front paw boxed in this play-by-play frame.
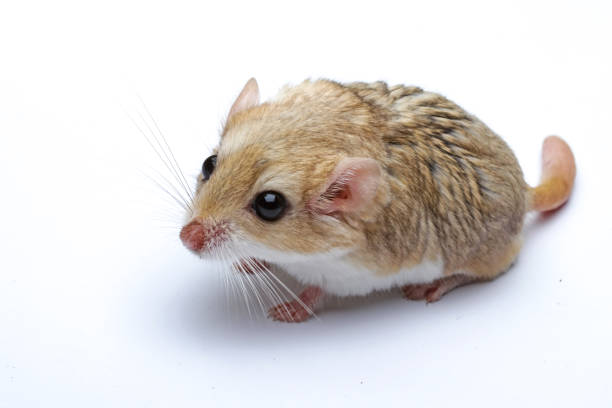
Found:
[268,300,314,323]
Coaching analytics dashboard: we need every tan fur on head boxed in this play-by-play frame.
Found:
[187,78,573,282]
[194,79,390,259]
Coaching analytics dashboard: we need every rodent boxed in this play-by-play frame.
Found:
[179,78,576,322]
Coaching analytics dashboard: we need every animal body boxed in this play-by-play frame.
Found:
[179,78,576,322]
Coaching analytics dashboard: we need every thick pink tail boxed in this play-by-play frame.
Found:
[529,136,576,212]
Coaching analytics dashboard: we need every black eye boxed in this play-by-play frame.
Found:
[252,191,287,221]
[202,155,217,181]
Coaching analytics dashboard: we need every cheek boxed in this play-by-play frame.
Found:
[246,217,332,254]
[234,205,359,255]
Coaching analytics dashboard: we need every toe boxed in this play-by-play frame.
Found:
[425,286,443,303]
[268,302,312,323]
[402,284,429,300]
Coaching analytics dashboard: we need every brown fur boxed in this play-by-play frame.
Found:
[190,79,573,284]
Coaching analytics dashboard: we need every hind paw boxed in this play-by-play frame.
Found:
[402,275,475,303]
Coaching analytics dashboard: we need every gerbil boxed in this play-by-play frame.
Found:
[179,78,576,322]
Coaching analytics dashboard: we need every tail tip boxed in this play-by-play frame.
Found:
[530,135,576,212]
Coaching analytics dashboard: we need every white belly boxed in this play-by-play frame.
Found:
[280,257,445,297]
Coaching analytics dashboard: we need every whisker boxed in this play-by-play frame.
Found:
[231,248,289,319]
[211,244,319,321]
[212,247,233,315]
[149,205,185,222]
[248,262,285,309]
[223,262,240,316]
[233,250,302,322]
[235,261,268,318]
[245,261,296,321]
[127,112,192,206]
[260,265,319,320]
[135,109,194,204]
[145,165,193,212]
[220,259,231,314]
[259,275,295,322]
[220,249,252,319]
[246,260,293,317]
[137,96,195,203]
[139,170,190,212]
[241,256,289,306]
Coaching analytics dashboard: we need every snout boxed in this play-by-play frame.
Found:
[180,220,207,252]
[179,219,228,252]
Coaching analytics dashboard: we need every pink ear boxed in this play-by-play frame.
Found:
[228,78,260,118]
[312,158,383,215]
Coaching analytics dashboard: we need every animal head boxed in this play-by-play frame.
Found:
[180,78,389,263]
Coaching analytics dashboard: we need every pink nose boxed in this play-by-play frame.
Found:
[180,220,207,251]
[180,220,228,252]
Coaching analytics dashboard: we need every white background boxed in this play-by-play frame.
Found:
[1,1,611,406]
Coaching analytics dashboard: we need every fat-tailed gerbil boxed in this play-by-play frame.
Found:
[179,78,576,322]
